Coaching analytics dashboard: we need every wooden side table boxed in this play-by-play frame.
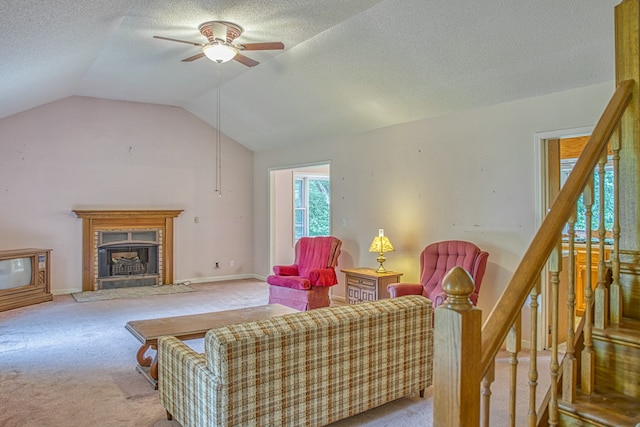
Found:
[341,268,403,304]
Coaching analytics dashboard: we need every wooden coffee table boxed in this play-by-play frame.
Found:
[125,304,297,388]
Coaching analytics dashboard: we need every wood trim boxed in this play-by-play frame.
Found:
[73,210,183,220]
[560,136,613,160]
[73,210,183,291]
[80,217,92,292]
[164,216,175,287]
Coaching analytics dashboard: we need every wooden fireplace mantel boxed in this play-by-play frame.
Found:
[73,209,183,291]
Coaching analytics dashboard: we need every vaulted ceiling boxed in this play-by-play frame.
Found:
[0,1,619,152]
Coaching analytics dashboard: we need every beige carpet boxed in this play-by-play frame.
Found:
[0,279,550,426]
[71,283,195,303]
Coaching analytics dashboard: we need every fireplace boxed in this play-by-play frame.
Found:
[73,209,183,291]
[97,230,160,289]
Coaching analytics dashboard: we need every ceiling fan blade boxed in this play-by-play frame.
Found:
[237,42,284,51]
[233,53,259,67]
[153,35,203,47]
[182,52,206,62]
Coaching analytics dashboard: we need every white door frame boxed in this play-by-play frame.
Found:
[533,126,593,350]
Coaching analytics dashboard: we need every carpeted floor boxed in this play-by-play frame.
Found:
[0,279,550,426]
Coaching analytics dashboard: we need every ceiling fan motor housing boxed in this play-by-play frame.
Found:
[198,21,243,44]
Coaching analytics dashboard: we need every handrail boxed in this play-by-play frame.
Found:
[479,79,634,377]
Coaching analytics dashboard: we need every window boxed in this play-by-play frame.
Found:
[293,174,330,241]
[561,157,614,239]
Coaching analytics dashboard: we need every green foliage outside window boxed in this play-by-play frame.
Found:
[562,158,614,236]
[294,175,330,240]
[308,179,330,236]
[574,169,614,232]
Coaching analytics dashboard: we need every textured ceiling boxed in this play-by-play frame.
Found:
[0,0,620,152]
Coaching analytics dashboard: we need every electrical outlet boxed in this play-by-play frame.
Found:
[230,260,235,267]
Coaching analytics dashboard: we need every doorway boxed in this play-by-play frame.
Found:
[535,126,593,350]
[269,162,331,269]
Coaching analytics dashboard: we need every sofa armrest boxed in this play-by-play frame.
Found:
[387,282,423,298]
[158,336,219,425]
[273,264,299,276]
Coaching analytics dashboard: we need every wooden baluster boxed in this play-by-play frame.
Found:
[594,152,609,329]
[581,177,596,394]
[562,209,578,403]
[481,362,494,427]
[610,128,622,323]
[506,315,521,426]
[528,277,540,427]
[548,245,561,426]
[433,266,482,427]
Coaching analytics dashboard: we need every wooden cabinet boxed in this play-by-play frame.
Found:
[576,245,611,315]
[341,268,403,304]
[0,248,52,312]
[564,244,611,315]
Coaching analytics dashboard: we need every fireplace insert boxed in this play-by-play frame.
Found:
[96,229,161,289]
[98,244,159,278]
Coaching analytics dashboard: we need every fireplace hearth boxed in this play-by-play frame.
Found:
[73,209,183,291]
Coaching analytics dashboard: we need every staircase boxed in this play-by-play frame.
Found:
[559,318,640,425]
[431,1,640,425]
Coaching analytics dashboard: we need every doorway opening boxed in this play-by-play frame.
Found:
[269,162,331,269]
[535,127,595,350]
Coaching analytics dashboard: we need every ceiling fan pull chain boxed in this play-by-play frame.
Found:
[215,64,222,197]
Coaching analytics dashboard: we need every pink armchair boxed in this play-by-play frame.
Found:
[267,236,342,311]
[387,240,488,308]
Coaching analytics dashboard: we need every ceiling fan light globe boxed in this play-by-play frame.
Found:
[203,43,238,63]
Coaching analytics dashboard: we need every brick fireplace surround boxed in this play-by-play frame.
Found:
[73,209,183,292]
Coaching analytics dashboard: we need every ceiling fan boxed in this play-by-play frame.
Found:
[154,20,284,67]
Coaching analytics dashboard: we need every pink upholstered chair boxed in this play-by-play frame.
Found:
[387,240,488,308]
[267,236,342,311]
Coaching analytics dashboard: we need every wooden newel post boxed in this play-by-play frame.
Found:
[433,266,483,427]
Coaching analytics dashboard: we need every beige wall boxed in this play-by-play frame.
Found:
[273,169,295,264]
[253,81,615,317]
[0,96,254,294]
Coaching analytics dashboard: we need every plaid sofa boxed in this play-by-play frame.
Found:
[158,295,433,427]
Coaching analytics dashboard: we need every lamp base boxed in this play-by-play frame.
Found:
[376,254,387,273]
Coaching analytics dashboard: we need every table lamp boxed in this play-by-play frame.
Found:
[369,229,395,273]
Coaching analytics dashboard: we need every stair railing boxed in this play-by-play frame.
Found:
[432,79,634,426]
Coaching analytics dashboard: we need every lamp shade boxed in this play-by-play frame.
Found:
[203,43,238,63]
[369,236,395,254]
